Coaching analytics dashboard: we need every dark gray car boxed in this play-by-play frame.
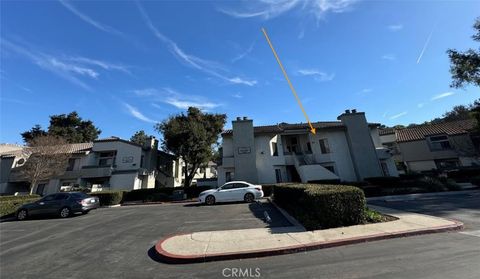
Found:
[16,192,99,220]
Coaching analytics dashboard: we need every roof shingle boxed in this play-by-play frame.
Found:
[396,119,477,142]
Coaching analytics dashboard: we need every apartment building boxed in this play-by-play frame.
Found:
[217,110,398,185]
[379,119,480,172]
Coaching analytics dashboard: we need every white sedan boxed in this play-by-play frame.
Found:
[198,181,264,205]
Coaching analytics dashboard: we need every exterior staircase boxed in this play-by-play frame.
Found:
[293,154,339,183]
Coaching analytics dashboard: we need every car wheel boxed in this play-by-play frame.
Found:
[205,195,216,205]
[82,210,89,215]
[244,193,255,203]
[59,207,71,218]
[17,209,28,221]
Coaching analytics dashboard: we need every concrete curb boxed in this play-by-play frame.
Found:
[367,189,479,202]
[267,197,306,231]
[100,204,122,208]
[153,219,463,264]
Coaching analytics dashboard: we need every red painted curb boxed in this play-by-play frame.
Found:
[153,220,463,264]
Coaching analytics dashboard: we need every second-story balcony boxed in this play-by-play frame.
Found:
[81,165,113,178]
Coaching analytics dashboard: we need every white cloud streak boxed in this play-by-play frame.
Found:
[59,0,123,36]
[381,54,396,61]
[297,69,335,82]
[2,39,131,90]
[416,26,435,64]
[431,91,455,101]
[231,42,255,63]
[124,103,157,123]
[417,103,425,108]
[389,111,408,120]
[219,0,357,20]
[2,39,91,90]
[387,24,403,31]
[134,88,222,111]
[137,3,256,86]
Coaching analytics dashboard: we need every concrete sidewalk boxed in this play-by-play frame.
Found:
[154,205,463,263]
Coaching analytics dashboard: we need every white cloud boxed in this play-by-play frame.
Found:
[232,42,255,63]
[387,24,403,31]
[431,91,455,101]
[2,39,91,90]
[381,54,396,61]
[133,87,222,111]
[137,3,257,86]
[59,0,123,36]
[2,39,131,90]
[416,26,435,64]
[390,111,408,120]
[417,103,425,108]
[297,69,335,82]
[232,93,243,98]
[218,0,358,20]
[123,103,157,123]
[359,88,372,94]
[67,57,130,74]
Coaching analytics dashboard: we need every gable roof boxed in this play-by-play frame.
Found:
[396,119,477,142]
[222,121,379,136]
[379,128,396,136]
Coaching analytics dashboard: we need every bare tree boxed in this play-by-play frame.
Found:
[20,135,71,194]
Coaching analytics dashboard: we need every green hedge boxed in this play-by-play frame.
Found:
[0,195,40,218]
[274,184,366,230]
[89,191,124,206]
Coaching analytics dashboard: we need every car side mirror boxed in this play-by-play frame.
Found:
[38,202,45,205]
[216,188,221,192]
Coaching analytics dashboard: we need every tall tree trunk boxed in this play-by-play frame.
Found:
[29,180,36,195]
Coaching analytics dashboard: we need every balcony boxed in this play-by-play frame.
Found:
[81,165,113,178]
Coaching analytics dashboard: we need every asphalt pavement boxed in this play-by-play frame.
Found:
[1,192,479,279]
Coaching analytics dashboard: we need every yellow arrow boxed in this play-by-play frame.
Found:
[261,27,316,135]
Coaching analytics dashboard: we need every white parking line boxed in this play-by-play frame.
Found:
[459,230,480,237]
[184,218,261,224]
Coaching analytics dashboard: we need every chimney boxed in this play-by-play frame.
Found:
[236,117,241,121]
[243,116,248,120]
[337,110,383,181]
[345,109,351,114]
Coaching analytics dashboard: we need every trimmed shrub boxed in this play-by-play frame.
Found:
[89,191,124,206]
[260,184,274,197]
[0,195,40,218]
[184,186,214,198]
[417,177,446,192]
[123,188,176,202]
[274,184,366,230]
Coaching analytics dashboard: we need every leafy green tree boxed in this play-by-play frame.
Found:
[130,130,151,145]
[156,107,226,187]
[21,125,48,143]
[21,111,101,143]
[448,17,480,88]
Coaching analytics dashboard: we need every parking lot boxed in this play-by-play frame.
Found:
[0,200,291,279]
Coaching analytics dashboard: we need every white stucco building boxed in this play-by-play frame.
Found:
[379,119,479,173]
[217,110,398,185]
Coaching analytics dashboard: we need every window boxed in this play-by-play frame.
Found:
[428,135,452,151]
[15,158,25,167]
[275,169,282,183]
[140,155,144,168]
[435,159,460,170]
[306,142,312,153]
[319,139,330,154]
[221,183,235,190]
[55,193,69,200]
[66,158,77,171]
[233,183,248,189]
[98,151,116,167]
[271,142,278,156]
[36,184,46,196]
[41,194,55,201]
[226,172,233,182]
[322,165,336,174]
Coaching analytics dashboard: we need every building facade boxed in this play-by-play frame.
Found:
[379,119,480,173]
[217,110,398,185]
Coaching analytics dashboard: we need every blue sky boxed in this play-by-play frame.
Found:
[1,0,479,144]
